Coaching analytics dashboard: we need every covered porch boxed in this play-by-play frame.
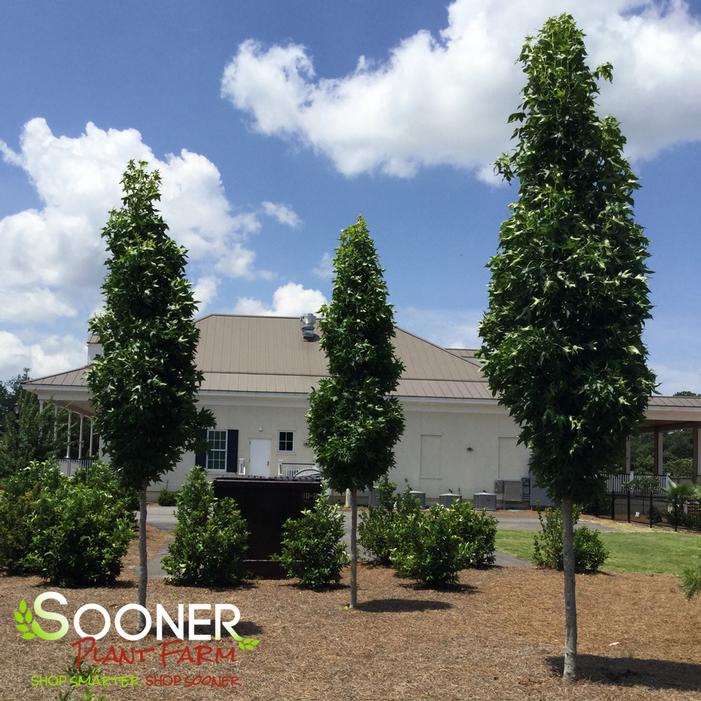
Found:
[611,396,701,492]
[24,371,99,475]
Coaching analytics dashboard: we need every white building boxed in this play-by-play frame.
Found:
[24,314,701,501]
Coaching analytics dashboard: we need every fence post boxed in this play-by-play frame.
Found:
[627,491,631,523]
[674,494,679,532]
[610,492,615,521]
[649,492,653,529]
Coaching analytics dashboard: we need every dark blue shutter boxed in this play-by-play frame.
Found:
[226,430,239,472]
[195,428,207,468]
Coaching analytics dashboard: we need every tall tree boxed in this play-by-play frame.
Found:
[0,389,60,479]
[88,161,212,615]
[307,215,404,608]
[479,15,655,681]
[0,369,30,431]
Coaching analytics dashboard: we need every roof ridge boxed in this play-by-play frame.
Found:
[394,325,485,375]
[25,365,89,384]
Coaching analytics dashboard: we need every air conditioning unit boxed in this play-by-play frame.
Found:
[439,493,462,507]
[473,491,497,511]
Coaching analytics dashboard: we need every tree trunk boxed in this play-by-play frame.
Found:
[562,497,577,681]
[350,488,358,609]
[138,488,148,631]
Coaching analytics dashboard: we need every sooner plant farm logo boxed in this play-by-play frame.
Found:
[14,592,260,649]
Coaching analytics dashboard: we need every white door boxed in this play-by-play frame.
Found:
[249,439,271,477]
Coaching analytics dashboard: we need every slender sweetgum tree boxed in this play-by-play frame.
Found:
[307,215,404,609]
[479,15,655,680]
[88,161,212,615]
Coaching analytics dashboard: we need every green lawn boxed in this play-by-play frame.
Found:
[496,529,701,575]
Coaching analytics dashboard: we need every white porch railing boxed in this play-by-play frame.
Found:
[606,472,672,494]
[277,461,321,479]
[58,458,95,477]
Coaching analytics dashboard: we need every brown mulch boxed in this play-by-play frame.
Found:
[1,558,700,700]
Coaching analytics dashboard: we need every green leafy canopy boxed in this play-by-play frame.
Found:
[87,161,213,489]
[307,215,405,491]
[479,15,656,503]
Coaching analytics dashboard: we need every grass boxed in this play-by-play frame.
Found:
[496,528,701,575]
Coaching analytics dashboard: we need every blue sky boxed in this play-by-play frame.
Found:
[0,0,699,393]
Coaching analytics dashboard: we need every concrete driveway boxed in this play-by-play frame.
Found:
[496,510,620,533]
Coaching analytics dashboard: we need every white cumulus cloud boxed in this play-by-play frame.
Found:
[221,0,701,179]
[192,276,220,314]
[234,282,326,316]
[262,200,302,228]
[0,118,272,325]
[313,251,334,279]
[0,331,86,379]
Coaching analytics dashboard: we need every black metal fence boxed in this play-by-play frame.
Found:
[589,491,701,531]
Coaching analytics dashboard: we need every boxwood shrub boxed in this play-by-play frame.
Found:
[162,467,249,586]
[274,490,349,588]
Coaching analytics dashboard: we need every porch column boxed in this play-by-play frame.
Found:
[78,415,84,460]
[654,429,664,475]
[65,410,72,459]
[53,405,58,443]
[39,399,44,413]
[694,427,701,484]
[624,437,632,473]
[89,419,94,458]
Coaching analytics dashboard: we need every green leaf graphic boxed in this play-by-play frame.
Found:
[15,598,36,640]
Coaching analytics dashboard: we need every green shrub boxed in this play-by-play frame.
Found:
[358,476,398,564]
[29,463,134,586]
[390,503,476,586]
[681,561,701,599]
[274,490,349,588]
[162,467,249,586]
[532,506,608,573]
[0,461,65,574]
[450,500,497,567]
[158,488,179,506]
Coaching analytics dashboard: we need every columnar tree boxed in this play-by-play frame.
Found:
[88,161,212,613]
[307,215,404,608]
[0,389,60,479]
[479,15,655,680]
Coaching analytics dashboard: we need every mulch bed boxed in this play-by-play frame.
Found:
[2,539,700,700]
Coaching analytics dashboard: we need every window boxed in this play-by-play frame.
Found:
[207,430,227,470]
[278,431,294,452]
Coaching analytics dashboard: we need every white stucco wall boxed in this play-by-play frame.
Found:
[153,395,531,501]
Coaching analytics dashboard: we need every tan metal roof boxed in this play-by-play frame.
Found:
[26,315,700,409]
[648,395,701,408]
[446,347,483,367]
[26,314,490,400]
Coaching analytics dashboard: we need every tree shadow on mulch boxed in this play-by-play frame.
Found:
[398,580,478,595]
[280,580,350,592]
[356,598,453,613]
[30,578,137,589]
[547,654,701,692]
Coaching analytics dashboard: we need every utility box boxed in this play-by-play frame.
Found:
[409,490,426,508]
[473,491,497,511]
[438,493,462,507]
[213,477,322,577]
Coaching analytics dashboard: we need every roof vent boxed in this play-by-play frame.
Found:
[300,313,317,342]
